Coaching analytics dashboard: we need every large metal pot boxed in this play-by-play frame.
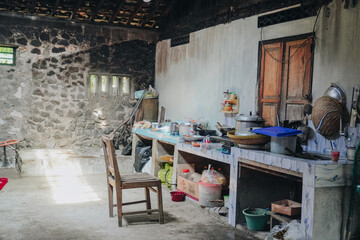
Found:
[235,112,264,135]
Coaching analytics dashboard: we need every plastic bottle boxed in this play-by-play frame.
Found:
[181,169,190,179]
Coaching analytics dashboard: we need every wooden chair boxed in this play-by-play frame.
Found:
[101,135,164,227]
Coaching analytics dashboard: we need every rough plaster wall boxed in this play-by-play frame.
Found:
[0,14,156,167]
[155,0,360,130]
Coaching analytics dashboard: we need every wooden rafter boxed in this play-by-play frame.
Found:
[70,0,84,20]
[52,0,61,16]
[141,0,161,27]
[156,0,178,26]
[30,0,37,14]
[8,0,14,11]
[126,0,144,25]
[110,0,125,23]
[90,0,105,21]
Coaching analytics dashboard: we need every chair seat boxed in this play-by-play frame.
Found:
[121,172,161,189]
[121,172,160,183]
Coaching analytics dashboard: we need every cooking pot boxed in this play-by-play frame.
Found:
[179,123,200,136]
[235,112,265,134]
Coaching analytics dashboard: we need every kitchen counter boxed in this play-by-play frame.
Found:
[132,129,353,239]
[233,147,353,240]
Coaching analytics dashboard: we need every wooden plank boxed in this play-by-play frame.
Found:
[156,0,178,27]
[259,42,283,126]
[52,0,61,16]
[90,0,105,21]
[8,0,14,11]
[110,0,125,23]
[280,37,313,121]
[122,200,147,206]
[239,158,303,178]
[70,0,84,19]
[126,0,144,25]
[30,0,37,14]
[141,0,161,27]
[122,209,159,215]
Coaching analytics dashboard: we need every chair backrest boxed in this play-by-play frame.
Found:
[101,135,122,185]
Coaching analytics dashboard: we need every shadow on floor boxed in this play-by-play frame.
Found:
[119,211,179,226]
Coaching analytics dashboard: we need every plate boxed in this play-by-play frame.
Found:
[183,135,204,141]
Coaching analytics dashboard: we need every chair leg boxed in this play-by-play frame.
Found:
[108,184,114,217]
[116,189,123,227]
[145,187,151,213]
[157,183,164,224]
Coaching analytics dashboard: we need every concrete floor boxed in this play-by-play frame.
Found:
[0,174,254,240]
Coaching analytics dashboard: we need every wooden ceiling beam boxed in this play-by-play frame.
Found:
[70,0,84,19]
[90,0,105,21]
[52,0,61,16]
[110,0,125,23]
[141,0,161,27]
[156,0,178,26]
[8,0,14,11]
[126,0,144,25]
[30,0,37,14]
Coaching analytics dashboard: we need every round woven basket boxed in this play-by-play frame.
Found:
[227,130,270,145]
[312,96,342,139]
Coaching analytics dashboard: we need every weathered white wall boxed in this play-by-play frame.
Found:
[155,0,360,129]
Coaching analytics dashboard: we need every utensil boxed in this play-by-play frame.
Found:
[324,83,346,106]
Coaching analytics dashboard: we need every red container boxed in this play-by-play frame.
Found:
[170,191,185,202]
[0,178,8,191]
[331,151,340,162]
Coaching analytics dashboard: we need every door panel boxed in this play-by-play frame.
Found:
[285,103,304,121]
[259,42,283,126]
[280,38,313,121]
[262,103,278,127]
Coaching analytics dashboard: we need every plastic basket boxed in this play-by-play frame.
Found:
[0,178,8,191]
[170,191,185,202]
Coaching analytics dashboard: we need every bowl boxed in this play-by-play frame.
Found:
[227,130,270,145]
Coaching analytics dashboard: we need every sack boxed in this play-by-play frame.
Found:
[201,169,226,185]
[133,141,152,172]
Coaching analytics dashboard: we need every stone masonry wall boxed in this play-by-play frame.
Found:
[0,14,157,166]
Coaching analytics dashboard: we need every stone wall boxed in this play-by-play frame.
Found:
[0,13,157,166]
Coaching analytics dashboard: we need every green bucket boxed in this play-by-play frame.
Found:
[242,208,269,231]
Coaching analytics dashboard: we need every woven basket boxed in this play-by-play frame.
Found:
[312,96,342,139]
[227,130,270,145]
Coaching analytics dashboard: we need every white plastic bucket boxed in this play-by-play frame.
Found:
[198,181,222,208]
[270,135,296,154]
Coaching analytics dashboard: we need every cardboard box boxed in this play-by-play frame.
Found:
[177,164,199,200]
[271,199,301,216]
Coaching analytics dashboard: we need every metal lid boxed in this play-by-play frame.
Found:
[235,114,264,122]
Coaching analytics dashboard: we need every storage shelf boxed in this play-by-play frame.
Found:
[220,110,238,114]
[221,98,239,114]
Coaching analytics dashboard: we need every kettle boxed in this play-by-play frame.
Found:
[170,122,179,136]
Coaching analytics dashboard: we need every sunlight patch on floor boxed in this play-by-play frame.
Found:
[47,176,101,204]
[38,150,101,204]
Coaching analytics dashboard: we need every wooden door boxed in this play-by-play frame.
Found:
[259,42,283,127]
[280,38,313,121]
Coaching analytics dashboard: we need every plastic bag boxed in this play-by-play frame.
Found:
[133,141,152,172]
[266,220,305,240]
[146,85,159,98]
[201,168,226,185]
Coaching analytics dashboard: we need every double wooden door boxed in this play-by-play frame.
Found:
[259,36,313,126]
